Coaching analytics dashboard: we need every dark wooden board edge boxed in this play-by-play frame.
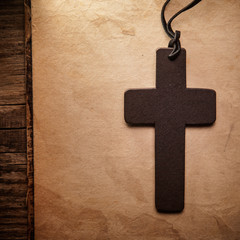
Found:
[24,0,34,239]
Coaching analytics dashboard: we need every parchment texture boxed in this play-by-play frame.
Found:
[32,0,240,239]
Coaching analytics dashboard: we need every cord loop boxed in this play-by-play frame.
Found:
[168,30,181,60]
[161,0,202,60]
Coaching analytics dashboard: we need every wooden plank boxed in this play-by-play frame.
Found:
[0,155,27,211]
[0,230,27,239]
[0,196,27,209]
[0,165,26,184]
[0,78,25,105]
[0,105,26,129]
[0,204,27,239]
[0,153,26,165]
[0,30,24,41]
[0,183,27,197]
[0,1,29,239]
[0,45,25,59]
[0,230,27,240]
[0,0,25,105]
[0,14,24,31]
[24,0,34,239]
[0,56,25,76]
[0,0,24,6]
[0,233,27,240]
[0,217,27,226]
[0,153,27,238]
[0,154,27,199]
[0,199,27,238]
[0,129,26,153]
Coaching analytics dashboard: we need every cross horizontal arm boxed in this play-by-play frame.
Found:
[184,89,216,125]
[124,89,157,125]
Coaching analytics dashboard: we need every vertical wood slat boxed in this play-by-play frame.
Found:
[24,0,34,239]
[0,1,33,239]
[0,0,29,239]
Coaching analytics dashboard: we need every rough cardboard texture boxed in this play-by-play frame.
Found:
[32,0,240,239]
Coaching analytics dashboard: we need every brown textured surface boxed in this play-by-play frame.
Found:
[24,0,34,239]
[0,0,25,105]
[0,0,32,239]
[0,105,26,129]
[33,0,240,239]
[125,48,216,212]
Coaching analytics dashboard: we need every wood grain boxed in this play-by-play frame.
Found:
[0,105,26,129]
[0,0,30,239]
[0,153,26,165]
[0,165,26,184]
[0,0,25,105]
[24,0,34,239]
[0,129,26,153]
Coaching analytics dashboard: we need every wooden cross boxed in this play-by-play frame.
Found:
[124,48,216,213]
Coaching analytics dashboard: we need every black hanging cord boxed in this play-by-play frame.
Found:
[161,0,202,60]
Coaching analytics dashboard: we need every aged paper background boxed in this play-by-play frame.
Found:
[32,0,240,239]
